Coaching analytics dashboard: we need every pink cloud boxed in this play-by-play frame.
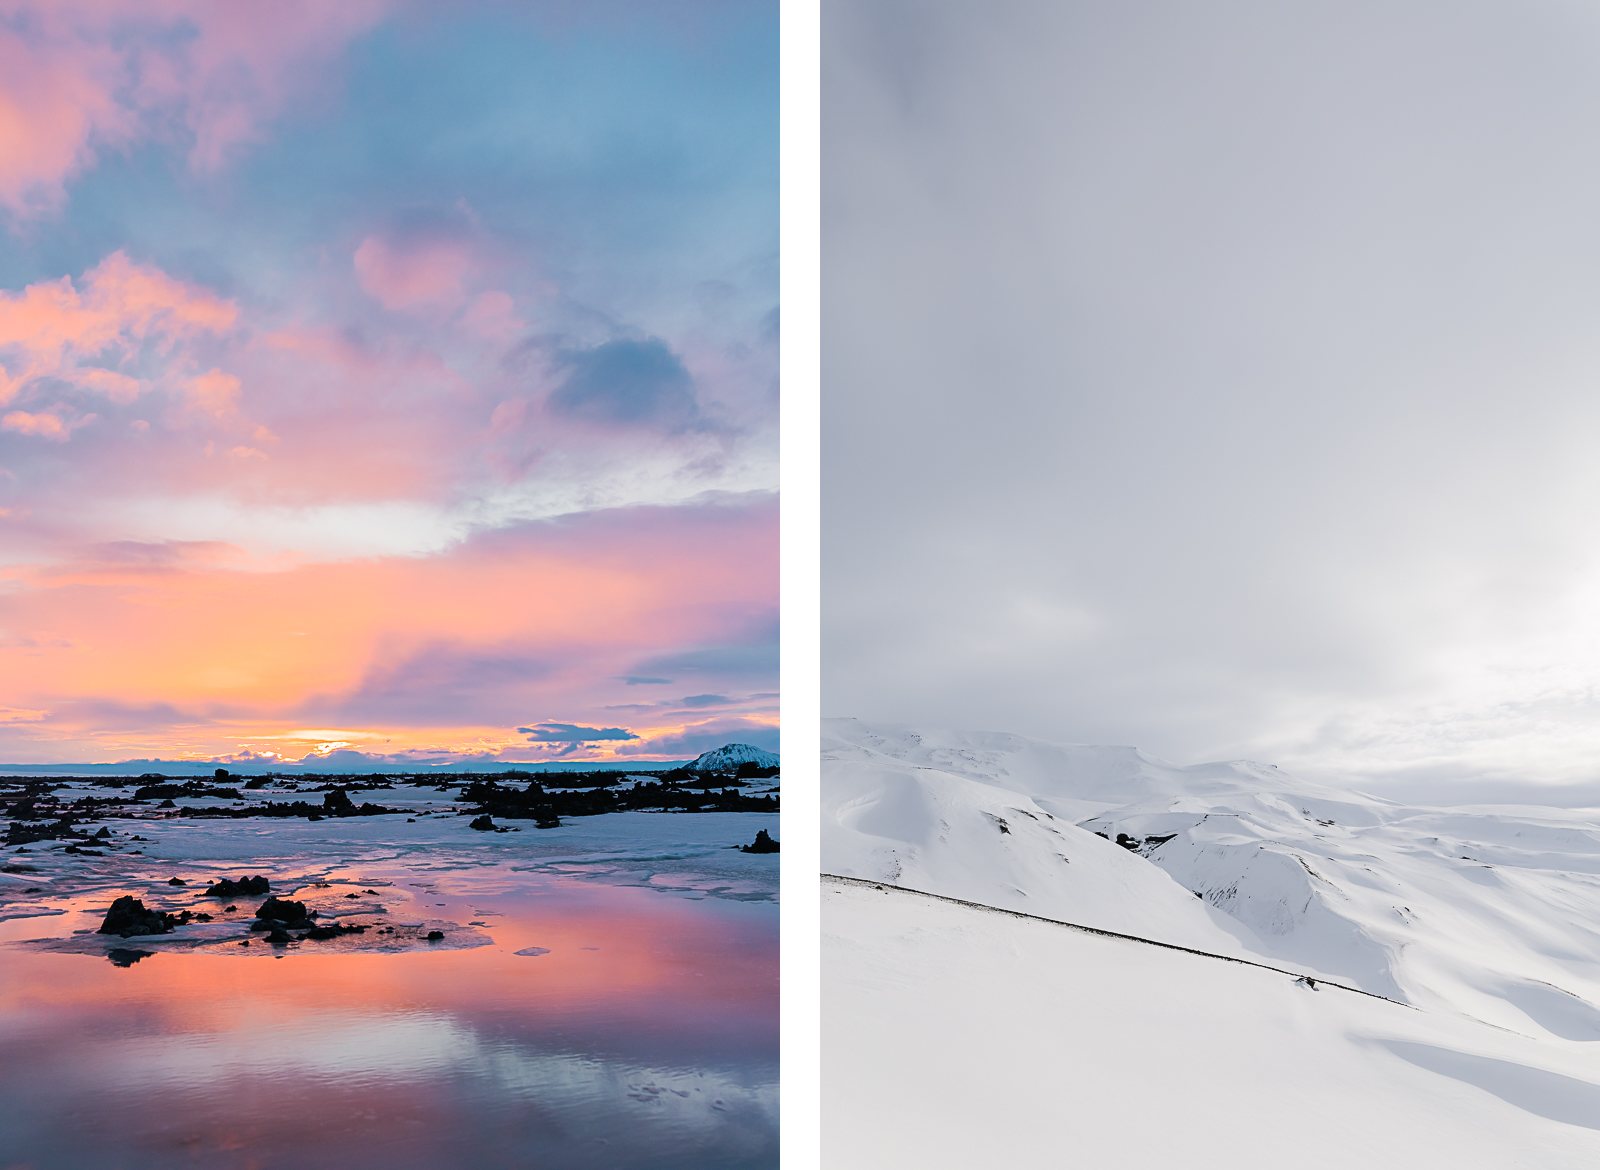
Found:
[2,410,76,441]
[461,290,527,341]
[0,22,129,216]
[184,368,242,418]
[69,367,142,403]
[354,232,478,313]
[0,250,237,412]
[0,1,389,215]
[137,0,392,172]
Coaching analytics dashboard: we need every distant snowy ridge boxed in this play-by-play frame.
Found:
[689,743,779,773]
[824,716,1600,1035]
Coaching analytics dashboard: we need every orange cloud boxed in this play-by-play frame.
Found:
[0,499,778,762]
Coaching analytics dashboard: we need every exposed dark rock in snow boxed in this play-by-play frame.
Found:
[304,921,369,941]
[251,897,313,930]
[741,829,780,854]
[205,875,270,897]
[98,896,179,938]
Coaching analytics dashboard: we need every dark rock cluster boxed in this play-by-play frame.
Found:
[178,788,400,821]
[252,897,313,928]
[134,779,241,802]
[740,829,780,854]
[205,875,270,897]
[460,773,777,826]
[98,896,182,938]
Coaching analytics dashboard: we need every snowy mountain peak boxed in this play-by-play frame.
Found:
[689,743,779,773]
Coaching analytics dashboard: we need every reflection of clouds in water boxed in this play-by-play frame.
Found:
[92,1010,475,1086]
[86,1008,776,1145]
[0,791,777,1168]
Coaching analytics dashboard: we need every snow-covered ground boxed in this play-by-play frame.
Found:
[824,718,1600,1166]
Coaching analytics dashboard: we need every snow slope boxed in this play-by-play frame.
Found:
[825,717,1600,1164]
[826,879,1600,1170]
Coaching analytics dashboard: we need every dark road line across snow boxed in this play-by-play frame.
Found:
[822,872,1411,1007]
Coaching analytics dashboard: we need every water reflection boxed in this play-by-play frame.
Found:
[0,878,777,1169]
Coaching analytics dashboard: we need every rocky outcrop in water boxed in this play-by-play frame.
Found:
[205,875,270,897]
[98,896,180,937]
[251,897,313,930]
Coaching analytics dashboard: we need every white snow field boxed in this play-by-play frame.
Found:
[823,718,1600,1168]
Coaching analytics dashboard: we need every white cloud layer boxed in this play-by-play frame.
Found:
[824,0,1600,792]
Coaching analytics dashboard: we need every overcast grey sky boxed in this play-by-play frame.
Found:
[824,0,1600,793]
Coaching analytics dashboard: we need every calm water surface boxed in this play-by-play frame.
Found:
[0,846,777,1169]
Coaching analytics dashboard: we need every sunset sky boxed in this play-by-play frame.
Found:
[0,1,777,767]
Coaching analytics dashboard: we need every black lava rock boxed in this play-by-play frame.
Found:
[304,922,368,941]
[98,895,178,938]
[205,875,270,897]
[740,829,779,854]
[252,896,313,929]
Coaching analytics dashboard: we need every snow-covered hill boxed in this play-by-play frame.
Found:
[824,717,1600,1165]
[689,743,779,773]
[826,878,1600,1169]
